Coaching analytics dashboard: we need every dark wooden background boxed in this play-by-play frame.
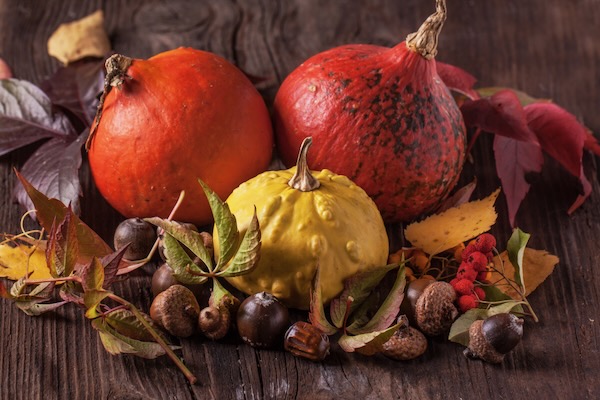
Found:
[1,1,599,399]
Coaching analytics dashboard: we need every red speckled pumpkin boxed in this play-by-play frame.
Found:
[88,48,273,225]
[273,0,465,222]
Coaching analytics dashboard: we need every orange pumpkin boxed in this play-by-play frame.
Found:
[88,48,273,225]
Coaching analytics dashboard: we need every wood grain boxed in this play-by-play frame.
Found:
[1,1,599,399]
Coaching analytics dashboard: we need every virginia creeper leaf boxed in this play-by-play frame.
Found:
[15,171,112,261]
[15,133,85,217]
[477,87,550,107]
[0,280,11,299]
[161,232,208,285]
[16,301,67,316]
[461,89,539,144]
[80,257,108,317]
[146,217,213,270]
[506,228,530,290]
[436,61,478,100]
[219,207,261,277]
[0,79,76,156]
[493,135,544,227]
[92,319,167,359]
[198,180,238,268]
[308,264,337,335]
[348,266,406,334]
[104,309,160,342]
[59,282,84,306]
[329,263,398,329]
[40,59,105,126]
[338,322,401,356]
[525,102,593,213]
[45,207,79,277]
[100,245,129,289]
[525,102,585,177]
[583,132,600,157]
[435,179,477,213]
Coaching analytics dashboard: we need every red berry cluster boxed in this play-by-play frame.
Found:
[450,233,496,313]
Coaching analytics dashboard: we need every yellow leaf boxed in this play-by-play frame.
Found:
[490,248,559,299]
[47,10,111,65]
[0,243,52,281]
[404,189,500,255]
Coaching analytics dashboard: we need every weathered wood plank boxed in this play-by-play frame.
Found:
[1,1,599,399]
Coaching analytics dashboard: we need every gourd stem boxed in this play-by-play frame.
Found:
[405,0,447,60]
[85,54,133,150]
[288,137,321,192]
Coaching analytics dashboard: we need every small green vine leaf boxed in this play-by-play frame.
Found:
[198,179,238,268]
[92,318,169,359]
[160,232,208,285]
[308,264,337,335]
[146,218,214,270]
[218,207,261,278]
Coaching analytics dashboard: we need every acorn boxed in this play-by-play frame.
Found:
[414,281,458,336]
[149,284,200,338]
[381,316,428,361]
[464,313,524,363]
[198,305,231,340]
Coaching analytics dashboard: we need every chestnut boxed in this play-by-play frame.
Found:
[113,217,157,261]
[236,292,290,349]
[400,278,434,326]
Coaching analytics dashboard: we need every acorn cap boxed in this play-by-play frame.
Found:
[150,284,200,338]
[381,324,428,361]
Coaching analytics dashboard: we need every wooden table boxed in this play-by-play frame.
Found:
[1,1,599,399]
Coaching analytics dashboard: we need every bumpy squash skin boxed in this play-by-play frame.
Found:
[273,43,466,222]
[219,168,389,310]
[89,48,273,225]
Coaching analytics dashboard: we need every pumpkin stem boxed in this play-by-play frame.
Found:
[288,137,321,192]
[405,0,447,60]
[85,54,133,151]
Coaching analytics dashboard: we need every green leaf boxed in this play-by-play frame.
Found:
[308,264,337,335]
[45,207,79,277]
[146,217,213,270]
[487,301,525,316]
[198,179,238,268]
[348,265,406,335]
[161,233,208,285]
[80,257,108,317]
[338,322,401,356]
[16,170,112,262]
[16,300,67,316]
[507,228,530,291]
[104,309,162,342]
[209,278,231,307]
[448,308,489,346]
[92,319,168,359]
[481,285,525,314]
[218,207,261,277]
[329,263,398,329]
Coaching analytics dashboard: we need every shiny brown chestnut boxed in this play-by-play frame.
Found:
[237,292,290,349]
[113,217,157,260]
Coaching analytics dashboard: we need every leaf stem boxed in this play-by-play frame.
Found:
[24,275,79,285]
[108,293,198,385]
[342,296,355,335]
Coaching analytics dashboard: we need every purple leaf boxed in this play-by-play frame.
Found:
[493,135,544,227]
[0,79,76,156]
[101,246,129,289]
[461,89,539,144]
[568,167,592,215]
[40,59,105,127]
[45,206,79,277]
[435,179,477,213]
[14,133,86,216]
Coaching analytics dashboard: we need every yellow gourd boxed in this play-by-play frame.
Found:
[216,138,389,309]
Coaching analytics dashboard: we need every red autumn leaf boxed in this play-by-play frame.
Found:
[525,103,585,177]
[461,89,539,144]
[436,61,479,100]
[567,168,592,215]
[583,131,600,157]
[493,135,544,226]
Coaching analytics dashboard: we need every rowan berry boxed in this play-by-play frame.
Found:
[473,233,496,254]
[466,251,489,272]
[457,294,478,313]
